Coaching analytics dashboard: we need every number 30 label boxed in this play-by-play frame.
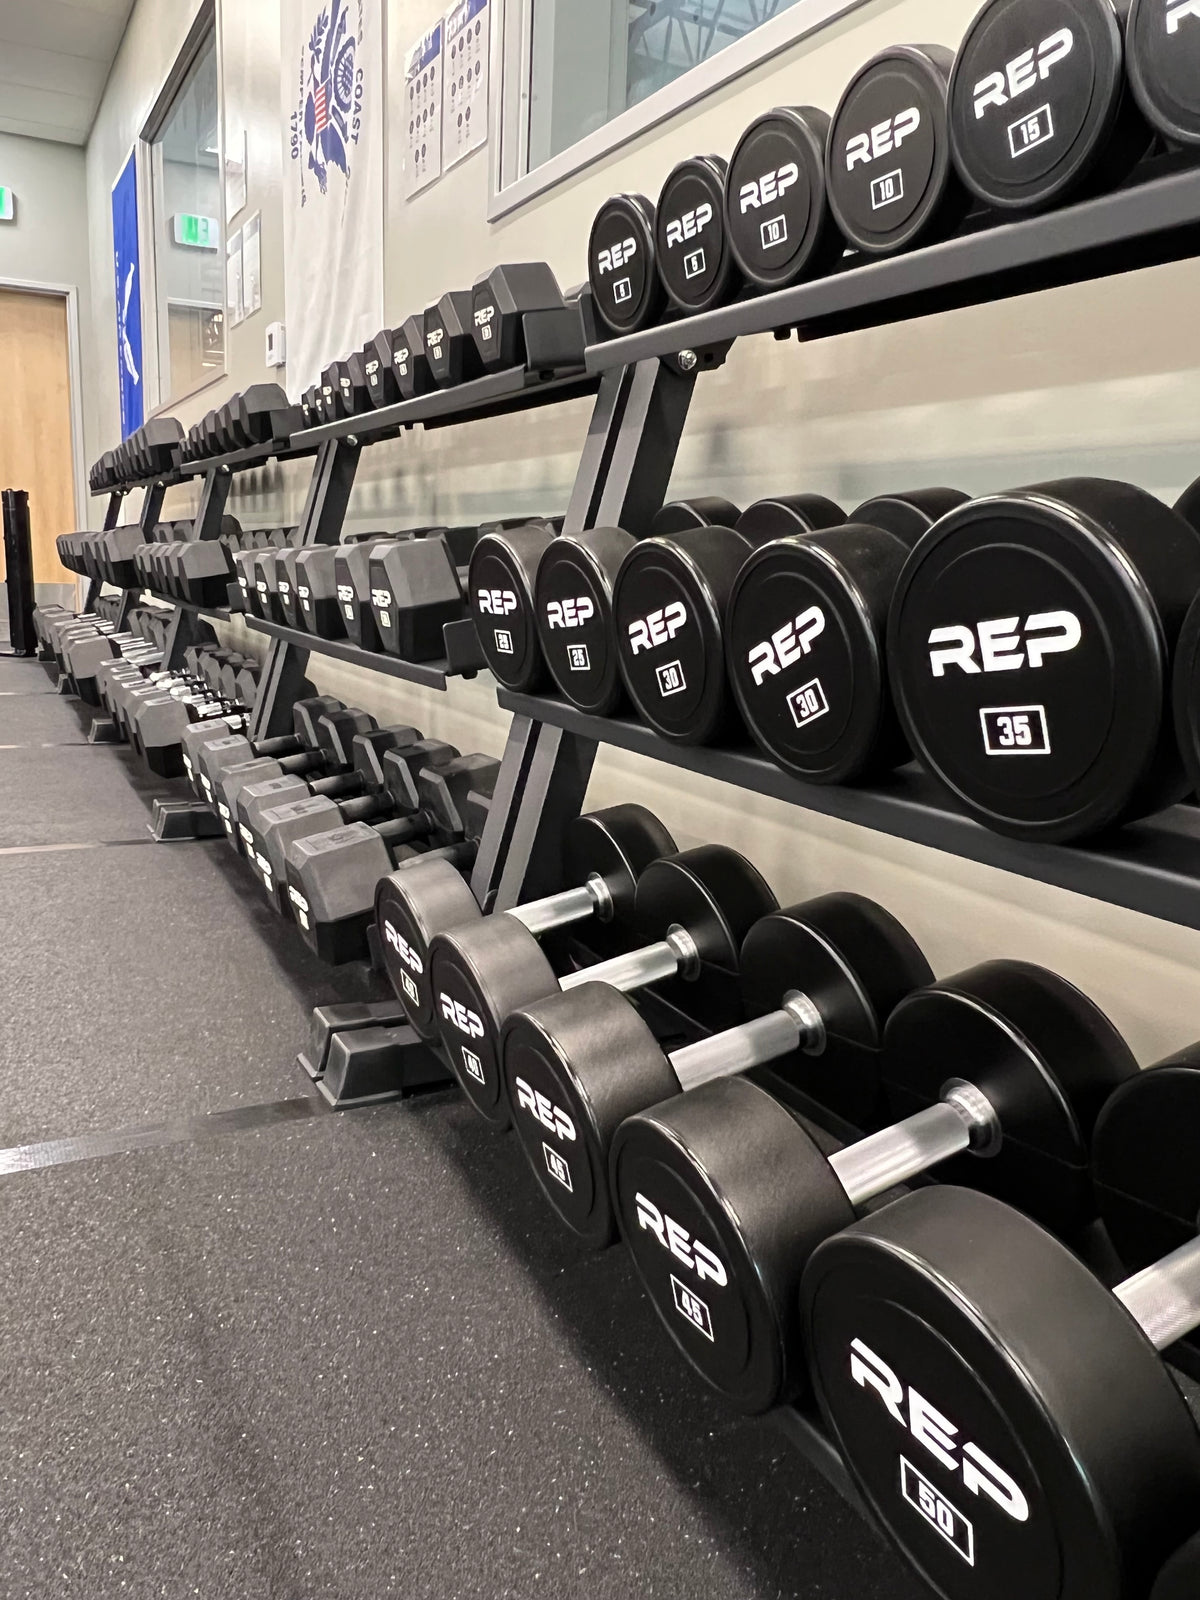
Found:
[981,705,1051,756]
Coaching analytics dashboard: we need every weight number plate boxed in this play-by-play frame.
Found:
[887,494,1164,840]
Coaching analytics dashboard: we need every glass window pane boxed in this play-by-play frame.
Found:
[149,35,225,405]
[527,0,806,169]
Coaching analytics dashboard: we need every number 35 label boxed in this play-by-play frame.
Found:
[981,705,1051,757]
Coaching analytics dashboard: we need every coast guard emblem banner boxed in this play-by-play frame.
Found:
[282,0,384,393]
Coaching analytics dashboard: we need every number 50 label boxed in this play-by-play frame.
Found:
[981,705,1051,757]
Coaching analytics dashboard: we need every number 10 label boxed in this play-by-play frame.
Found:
[981,705,1051,756]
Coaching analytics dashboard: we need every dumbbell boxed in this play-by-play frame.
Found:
[292,545,350,638]
[889,478,1200,841]
[182,694,343,801]
[274,537,306,627]
[470,263,567,371]
[284,746,500,963]
[336,352,371,417]
[245,733,455,917]
[612,495,849,744]
[726,487,969,784]
[609,945,1133,1414]
[424,291,485,388]
[222,708,378,866]
[587,193,667,337]
[391,313,436,400]
[1126,0,1200,148]
[177,534,239,607]
[530,494,846,720]
[504,893,928,1254]
[131,674,244,771]
[826,45,970,257]
[652,155,741,315]
[802,1060,1200,1600]
[374,804,675,1069]
[193,691,349,804]
[723,106,844,291]
[466,519,579,692]
[368,526,481,661]
[362,328,402,408]
[948,0,1154,214]
[434,845,777,1131]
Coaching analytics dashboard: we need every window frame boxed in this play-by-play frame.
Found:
[487,0,870,221]
[139,0,227,415]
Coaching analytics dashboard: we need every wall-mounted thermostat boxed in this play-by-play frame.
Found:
[0,188,15,223]
[265,321,286,368]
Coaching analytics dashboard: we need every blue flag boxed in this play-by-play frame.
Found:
[111,149,144,438]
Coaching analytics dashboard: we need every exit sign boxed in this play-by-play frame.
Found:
[171,212,219,249]
[0,188,15,223]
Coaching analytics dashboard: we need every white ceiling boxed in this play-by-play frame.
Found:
[0,0,136,145]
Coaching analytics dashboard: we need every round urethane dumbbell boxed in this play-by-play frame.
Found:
[826,44,970,257]
[802,1134,1200,1600]
[1091,1049,1200,1366]
[1125,0,1200,148]
[432,845,777,1131]
[888,478,1200,841]
[528,489,844,716]
[284,748,499,963]
[725,487,969,784]
[612,495,847,744]
[654,155,741,316]
[504,894,929,1255]
[723,106,844,292]
[523,496,760,717]
[375,804,675,1064]
[463,518,575,691]
[587,193,667,337]
[611,948,1133,1415]
[947,0,1154,214]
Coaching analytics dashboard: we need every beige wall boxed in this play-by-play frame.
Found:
[81,0,1200,1066]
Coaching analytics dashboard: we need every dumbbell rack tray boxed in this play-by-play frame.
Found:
[245,613,478,691]
[498,691,1200,935]
[289,362,600,448]
[585,158,1200,365]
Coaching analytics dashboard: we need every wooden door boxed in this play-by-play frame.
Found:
[0,287,76,586]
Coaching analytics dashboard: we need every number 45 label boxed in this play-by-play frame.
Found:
[981,705,1051,756]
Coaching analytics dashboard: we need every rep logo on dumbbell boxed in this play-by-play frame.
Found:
[375,805,675,1110]
[802,1050,1200,1600]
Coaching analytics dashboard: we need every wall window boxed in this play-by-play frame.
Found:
[144,18,224,407]
[493,0,865,217]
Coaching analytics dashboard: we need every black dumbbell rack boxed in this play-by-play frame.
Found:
[79,163,1200,1513]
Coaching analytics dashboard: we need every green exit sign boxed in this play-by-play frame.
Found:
[0,188,15,223]
[172,212,219,249]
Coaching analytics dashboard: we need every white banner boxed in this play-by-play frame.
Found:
[282,0,384,394]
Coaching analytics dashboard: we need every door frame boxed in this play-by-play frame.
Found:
[0,278,89,536]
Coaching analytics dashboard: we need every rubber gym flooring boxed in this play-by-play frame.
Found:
[0,646,928,1600]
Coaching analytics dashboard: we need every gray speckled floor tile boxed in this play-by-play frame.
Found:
[0,1100,927,1600]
